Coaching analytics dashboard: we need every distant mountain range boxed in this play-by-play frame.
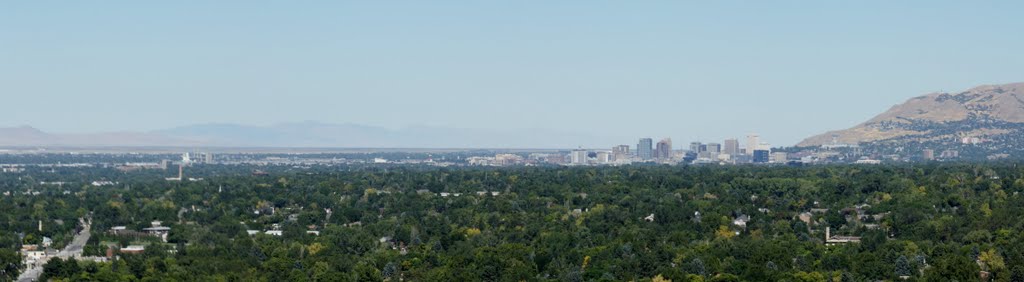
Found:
[0,126,201,147]
[798,82,1024,158]
[7,82,1024,152]
[0,122,605,149]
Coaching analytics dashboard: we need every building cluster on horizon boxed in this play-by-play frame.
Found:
[164,152,215,181]
[1,165,25,173]
[466,134,799,167]
[111,152,216,173]
[181,152,215,164]
[467,154,525,166]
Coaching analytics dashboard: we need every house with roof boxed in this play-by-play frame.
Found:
[143,221,171,242]
[825,227,861,245]
[120,245,145,254]
[798,212,813,225]
[21,245,45,262]
[732,215,751,228]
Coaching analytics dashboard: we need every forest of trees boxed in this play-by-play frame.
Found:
[3,163,1024,281]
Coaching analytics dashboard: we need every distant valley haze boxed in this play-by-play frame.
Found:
[2,78,1022,150]
[3,2,1024,148]
[0,122,610,149]
[5,80,1024,149]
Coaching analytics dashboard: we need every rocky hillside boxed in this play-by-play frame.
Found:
[798,82,1024,147]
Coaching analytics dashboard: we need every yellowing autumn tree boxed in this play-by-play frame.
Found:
[652,274,672,282]
[715,225,736,239]
[979,249,1006,272]
[465,227,482,237]
[308,243,325,256]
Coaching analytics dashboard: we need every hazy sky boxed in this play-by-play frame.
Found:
[3,1,1024,146]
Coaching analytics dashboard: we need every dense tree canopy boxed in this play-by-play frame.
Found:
[3,163,1024,281]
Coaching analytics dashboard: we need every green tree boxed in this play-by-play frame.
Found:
[382,262,398,281]
[923,255,979,281]
[0,249,20,280]
[353,261,381,282]
[1010,266,1024,282]
[710,273,741,282]
[895,255,912,278]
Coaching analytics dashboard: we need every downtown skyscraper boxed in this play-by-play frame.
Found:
[723,138,740,156]
[612,145,631,161]
[637,138,653,160]
[746,134,760,155]
[655,138,673,160]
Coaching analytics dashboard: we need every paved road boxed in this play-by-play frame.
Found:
[17,219,91,282]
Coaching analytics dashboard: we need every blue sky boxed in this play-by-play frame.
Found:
[2,1,1023,146]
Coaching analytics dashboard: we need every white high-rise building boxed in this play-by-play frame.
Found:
[571,149,588,165]
[746,134,760,155]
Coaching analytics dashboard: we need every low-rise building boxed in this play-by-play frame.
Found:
[825,227,861,245]
[771,152,788,163]
[121,245,146,254]
[142,221,171,242]
[110,226,128,235]
[143,226,171,242]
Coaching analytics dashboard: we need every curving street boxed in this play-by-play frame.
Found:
[17,219,90,282]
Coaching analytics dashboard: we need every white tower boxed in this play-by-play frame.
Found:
[746,134,760,155]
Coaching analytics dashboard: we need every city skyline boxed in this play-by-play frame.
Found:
[3,2,1022,281]
[462,135,790,166]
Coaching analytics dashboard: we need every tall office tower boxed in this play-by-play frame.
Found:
[689,142,702,153]
[746,134,760,155]
[706,143,721,153]
[752,149,770,163]
[612,145,631,160]
[637,138,653,160]
[571,149,588,165]
[655,138,673,159]
[723,139,740,155]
